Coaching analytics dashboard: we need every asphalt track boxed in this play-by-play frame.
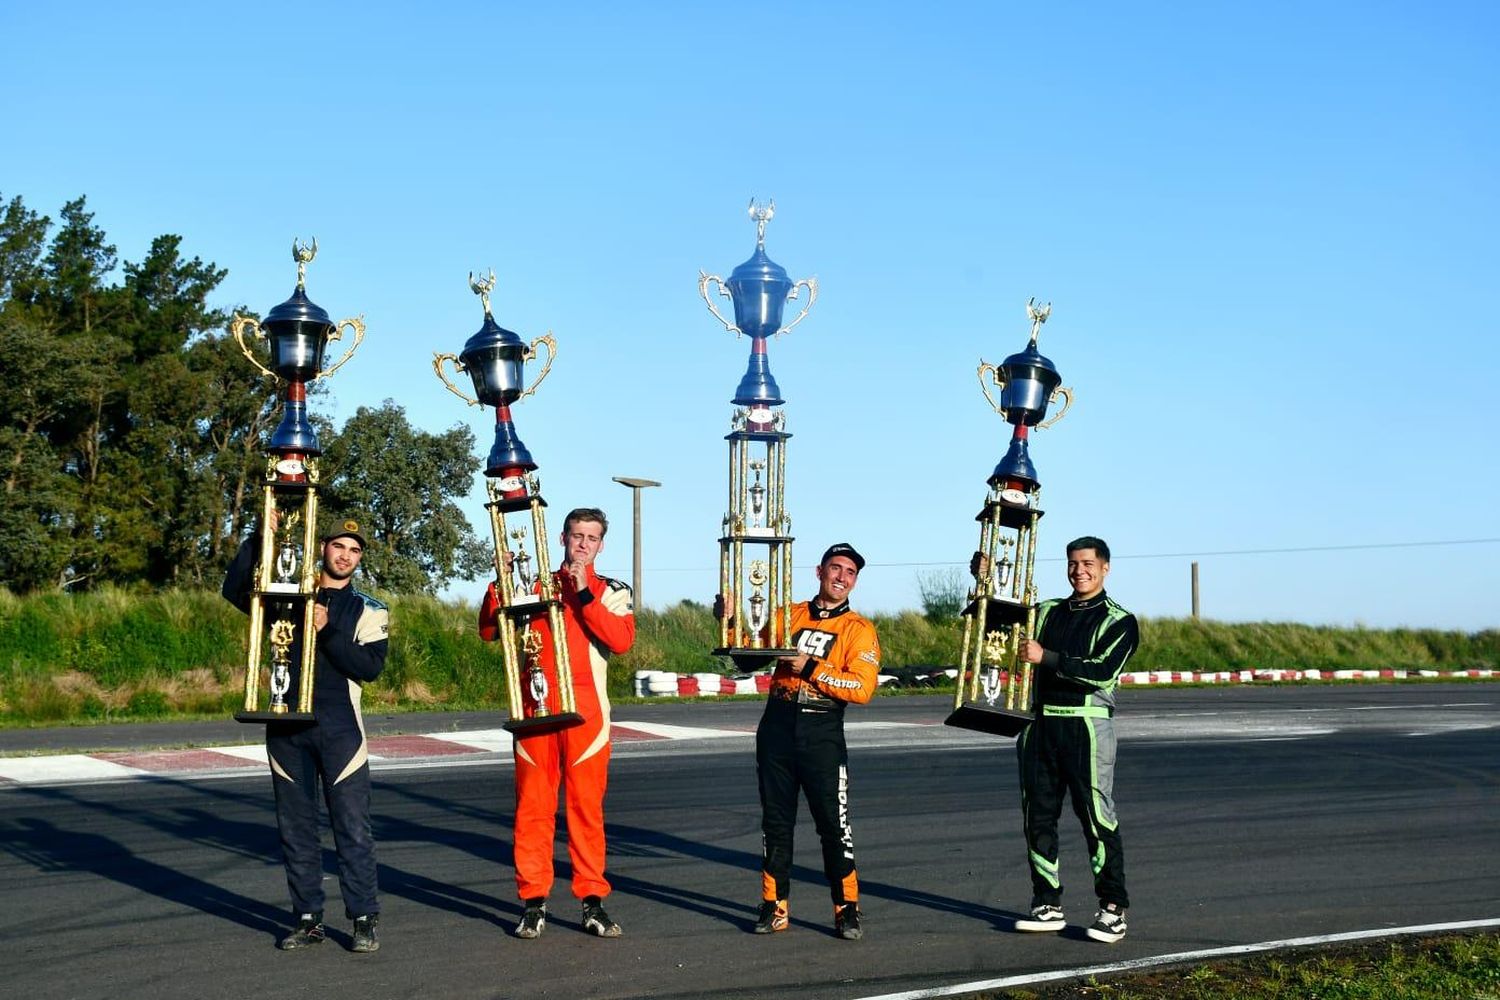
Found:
[1,686,1497,1000]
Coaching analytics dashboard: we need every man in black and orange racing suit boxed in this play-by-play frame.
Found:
[478,506,635,940]
[753,542,881,941]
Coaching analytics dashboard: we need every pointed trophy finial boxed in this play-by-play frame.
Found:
[748,197,776,247]
[292,237,319,289]
[1026,297,1052,347]
[469,268,497,316]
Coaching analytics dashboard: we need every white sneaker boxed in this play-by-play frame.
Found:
[1015,903,1065,932]
[1086,903,1127,943]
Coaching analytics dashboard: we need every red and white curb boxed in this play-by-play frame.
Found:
[635,667,1495,696]
[1120,668,1495,684]
[0,721,772,788]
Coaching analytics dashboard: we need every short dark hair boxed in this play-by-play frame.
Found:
[563,507,609,537]
[1066,536,1111,562]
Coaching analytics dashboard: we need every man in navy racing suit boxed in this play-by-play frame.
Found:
[222,516,389,953]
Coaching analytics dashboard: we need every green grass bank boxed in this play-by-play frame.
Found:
[1,587,1496,726]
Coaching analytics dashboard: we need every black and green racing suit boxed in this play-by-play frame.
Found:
[1019,590,1139,910]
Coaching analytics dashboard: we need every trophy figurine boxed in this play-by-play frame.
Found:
[434,270,580,734]
[946,299,1073,736]
[229,239,366,723]
[701,199,817,667]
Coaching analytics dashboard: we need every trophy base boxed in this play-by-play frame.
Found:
[235,710,317,724]
[503,712,585,736]
[713,647,797,672]
[944,704,1033,737]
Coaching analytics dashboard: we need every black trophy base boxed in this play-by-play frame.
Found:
[503,712,585,736]
[236,710,316,724]
[944,704,1033,737]
[713,647,797,672]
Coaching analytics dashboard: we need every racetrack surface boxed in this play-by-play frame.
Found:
[1,686,1496,1000]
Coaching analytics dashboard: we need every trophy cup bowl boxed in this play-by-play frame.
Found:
[433,282,556,478]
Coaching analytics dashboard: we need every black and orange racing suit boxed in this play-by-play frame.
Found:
[757,598,881,911]
[479,564,635,903]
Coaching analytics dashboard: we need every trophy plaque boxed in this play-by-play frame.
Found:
[434,270,581,735]
[699,200,818,668]
[231,239,366,723]
[946,299,1073,736]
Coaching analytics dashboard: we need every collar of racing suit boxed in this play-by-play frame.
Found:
[1067,590,1108,613]
[807,598,850,620]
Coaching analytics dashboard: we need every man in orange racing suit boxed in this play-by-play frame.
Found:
[478,507,635,940]
[753,542,881,941]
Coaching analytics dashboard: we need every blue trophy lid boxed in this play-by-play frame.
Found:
[999,341,1060,379]
[264,284,333,329]
[728,242,792,287]
[461,311,525,360]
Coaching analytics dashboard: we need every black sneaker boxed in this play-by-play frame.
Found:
[1015,903,1066,932]
[753,899,789,934]
[1086,902,1127,943]
[834,902,862,940]
[350,914,380,953]
[515,899,547,939]
[581,896,622,938]
[277,912,325,950]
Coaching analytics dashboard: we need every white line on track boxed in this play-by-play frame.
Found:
[850,918,1500,1000]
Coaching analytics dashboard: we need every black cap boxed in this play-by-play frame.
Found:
[820,542,865,571]
[322,518,368,549]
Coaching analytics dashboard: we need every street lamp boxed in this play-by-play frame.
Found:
[611,476,661,607]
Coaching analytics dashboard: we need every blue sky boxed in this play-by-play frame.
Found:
[3,1,1496,628]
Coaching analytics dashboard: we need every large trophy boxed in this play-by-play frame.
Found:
[434,271,580,734]
[946,299,1073,736]
[230,239,365,722]
[700,200,817,666]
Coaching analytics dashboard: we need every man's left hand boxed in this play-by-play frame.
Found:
[563,560,588,594]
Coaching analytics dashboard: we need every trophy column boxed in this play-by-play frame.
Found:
[434,271,581,735]
[700,200,817,668]
[231,239,366,723]
[946,300,1073,737]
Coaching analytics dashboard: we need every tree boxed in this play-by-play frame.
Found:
[0,193,50,307]
[320,400,490,594]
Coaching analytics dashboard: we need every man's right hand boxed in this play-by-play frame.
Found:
[969,551,989,578]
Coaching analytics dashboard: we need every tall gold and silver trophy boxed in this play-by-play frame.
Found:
[700,200,817,666]
[434,272,581,734]
[230,240,366,722]
[946,300,1073,736]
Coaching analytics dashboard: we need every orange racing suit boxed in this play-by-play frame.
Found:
[479,563,635,901]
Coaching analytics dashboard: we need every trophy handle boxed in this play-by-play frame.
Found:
[317,316,366,380]
[518,332,556,401]
[231,314,277,381]
[432,352,480,406]
[698,271,741,336]
[1037,385,1074,430]
[776,277,818,337]
[977,360,1009,420]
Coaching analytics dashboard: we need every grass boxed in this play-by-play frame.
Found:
[980,931,1500,999]
[0,587,1495,726]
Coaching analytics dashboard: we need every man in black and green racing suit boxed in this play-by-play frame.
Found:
[1013,535,1139,944]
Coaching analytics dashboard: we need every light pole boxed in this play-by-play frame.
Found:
[611,476,661,607]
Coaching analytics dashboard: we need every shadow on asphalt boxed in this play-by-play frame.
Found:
[605,821,1018,934]
[0,814,287,939]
